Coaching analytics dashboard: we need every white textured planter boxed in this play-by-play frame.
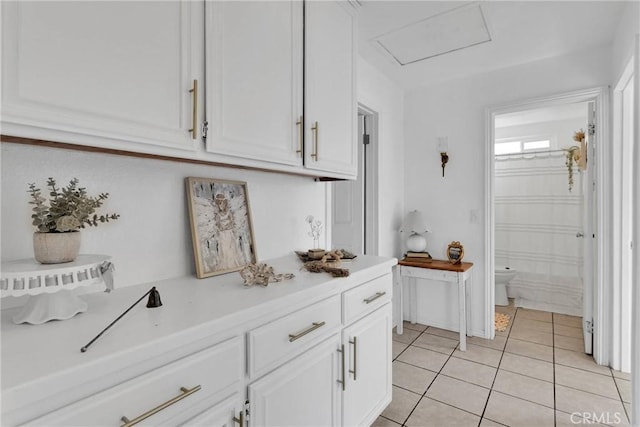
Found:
[33,231,81,264]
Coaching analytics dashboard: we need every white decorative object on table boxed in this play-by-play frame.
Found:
[305,215,323,250]
[0,254,113,324]
[400,210,430,252]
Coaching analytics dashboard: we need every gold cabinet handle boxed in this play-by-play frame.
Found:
[296,117,303,155]
[120,385,201,427]
[363,291,386,304]
[233,409,244,427]
[349,336,357,380]
[311,121,319,160]
[337,344,346,391]
[288,321,326,342]
[188,79,198,140]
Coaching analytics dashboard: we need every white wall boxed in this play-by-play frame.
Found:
[403,46,612,337]
[357,57,405,258]
[612,1,639,85]
[1,143,327,288]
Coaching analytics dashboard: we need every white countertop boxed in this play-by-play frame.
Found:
[1,254,396,401]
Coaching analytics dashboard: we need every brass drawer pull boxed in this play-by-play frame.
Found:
[363,291,386,304]
[188,79,198,140]
[120,385,201,427]
[337,344,346,391]
[311,121,319,160]
[288,321,326,342]
[296,117,303,155]
[349,336,357,380]
[233,409,244,427]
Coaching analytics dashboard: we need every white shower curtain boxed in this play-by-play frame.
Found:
[495,152,584,315]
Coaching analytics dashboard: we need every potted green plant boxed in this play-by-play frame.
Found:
[28,177,119,264]
[564,129,586,192]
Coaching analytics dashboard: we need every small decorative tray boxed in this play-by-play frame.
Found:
[294,250,357,263]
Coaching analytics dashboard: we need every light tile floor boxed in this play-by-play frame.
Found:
[374,304,632,427]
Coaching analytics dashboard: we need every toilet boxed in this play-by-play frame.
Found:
[495,266,517,306]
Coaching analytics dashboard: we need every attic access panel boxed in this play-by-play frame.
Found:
[374,3,491,66]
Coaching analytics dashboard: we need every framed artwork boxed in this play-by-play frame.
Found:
[186,177,257,278]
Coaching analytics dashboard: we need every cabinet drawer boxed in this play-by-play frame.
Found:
[247,294,341,379]
[401,266,458,282]
[27,337,243,427]
[342,274,392,325]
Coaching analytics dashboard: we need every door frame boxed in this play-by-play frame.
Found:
[484,87,609,365]
[359,103,380,255]
[327,103,380,255]
[611,58,635,372]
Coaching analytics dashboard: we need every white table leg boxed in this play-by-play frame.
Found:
[410,278,418,324]
[458,273,466,351]
[465,273,472,337]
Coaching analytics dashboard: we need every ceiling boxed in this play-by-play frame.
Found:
[357,1,627,89]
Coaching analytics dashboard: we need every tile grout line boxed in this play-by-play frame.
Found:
[477,305,517,426]
[610,369,632,423]
[399,328,462,427]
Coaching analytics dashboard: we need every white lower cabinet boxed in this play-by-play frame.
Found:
[248,335,342,427]
[24,337,243,427]
[342,304,393,427]
[1,257,396,427]
[183,394,244,427]
[246,276,393,427]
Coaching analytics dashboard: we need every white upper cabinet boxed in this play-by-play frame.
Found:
[2,0,357,179]
[1,1,203,153]
[304,1,358,178]
[205,1,304,167]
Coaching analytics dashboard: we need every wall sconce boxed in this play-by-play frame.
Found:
[438,137,449,177]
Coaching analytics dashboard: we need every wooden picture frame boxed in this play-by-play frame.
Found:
[186,177,257,278]
[447,241,464,264]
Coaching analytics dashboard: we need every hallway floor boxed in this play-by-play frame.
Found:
[374,305,632,427]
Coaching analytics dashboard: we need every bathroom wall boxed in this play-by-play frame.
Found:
[494,114,588,316]
[403,46,611,337]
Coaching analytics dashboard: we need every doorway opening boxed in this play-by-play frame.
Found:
[492,101,594,354]
[331,105,379,255]
[485,88,608,364]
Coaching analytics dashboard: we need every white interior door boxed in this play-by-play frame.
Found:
[582,101,597,354]
[331,115,366,254]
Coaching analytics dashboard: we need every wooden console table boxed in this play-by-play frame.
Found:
[395,258,474,351]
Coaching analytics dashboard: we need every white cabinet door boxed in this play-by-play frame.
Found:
[304,1,358,178]
[342,304,392,427]
[183,394,244,427]
[206,1,303,167]
[248,335,342,427]
[1,1,203,153]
